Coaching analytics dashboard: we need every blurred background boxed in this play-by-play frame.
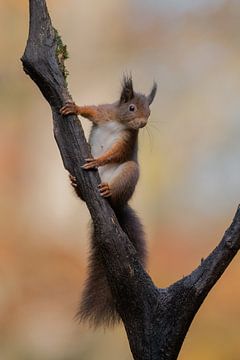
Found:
[1,0,240,358]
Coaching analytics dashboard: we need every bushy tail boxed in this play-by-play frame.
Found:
[76,205,146,327]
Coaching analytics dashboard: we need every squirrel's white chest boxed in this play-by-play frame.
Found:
[89,121,125,158]
[89,121,126,183]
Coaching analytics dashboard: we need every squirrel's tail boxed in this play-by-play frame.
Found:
[76,204,146,327]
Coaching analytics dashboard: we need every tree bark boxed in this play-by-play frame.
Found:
[21,1,240,359]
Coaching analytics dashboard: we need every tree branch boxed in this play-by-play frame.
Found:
[21,1,240,359]
[181,205,240,297]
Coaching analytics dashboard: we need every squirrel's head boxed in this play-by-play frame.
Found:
[117,75,157,130]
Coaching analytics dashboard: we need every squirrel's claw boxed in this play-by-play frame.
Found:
[98,183,112,197]
[69,173,78,187]
[81,158,99,170]
[60,102,77,115]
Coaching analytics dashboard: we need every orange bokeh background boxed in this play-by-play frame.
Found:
[1,1,240,359]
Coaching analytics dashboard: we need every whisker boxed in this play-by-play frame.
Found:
[151,119,169,125]
[148,123,161,133]
[145,126,154,153]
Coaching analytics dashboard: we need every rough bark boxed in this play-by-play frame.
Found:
[21,1,240,359]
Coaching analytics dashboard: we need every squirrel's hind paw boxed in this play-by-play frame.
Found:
[69,173,77,187]
[98,183,112,197]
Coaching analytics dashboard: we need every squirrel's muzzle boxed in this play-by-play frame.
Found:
[128,118,147,129]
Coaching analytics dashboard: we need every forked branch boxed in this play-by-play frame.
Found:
[21,1,240,359]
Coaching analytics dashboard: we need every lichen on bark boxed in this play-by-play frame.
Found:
[54,28,69,82]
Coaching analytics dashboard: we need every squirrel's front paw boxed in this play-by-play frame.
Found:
[98,182,112,198]
[60,102,77,115]
[81,158,100,170]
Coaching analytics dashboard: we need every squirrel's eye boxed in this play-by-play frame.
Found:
[129,104,136,112]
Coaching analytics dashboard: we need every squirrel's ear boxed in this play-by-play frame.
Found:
[147,82,157,105]
[119,75,134,104]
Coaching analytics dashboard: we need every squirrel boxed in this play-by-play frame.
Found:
[60,75,157,327]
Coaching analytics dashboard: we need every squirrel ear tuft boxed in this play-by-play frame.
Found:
[147,82,157,105]
[119,74,134,104]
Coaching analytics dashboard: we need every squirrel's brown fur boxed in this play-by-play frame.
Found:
[60,75,157,327]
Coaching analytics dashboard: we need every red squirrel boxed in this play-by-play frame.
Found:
[60,76,157,326]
